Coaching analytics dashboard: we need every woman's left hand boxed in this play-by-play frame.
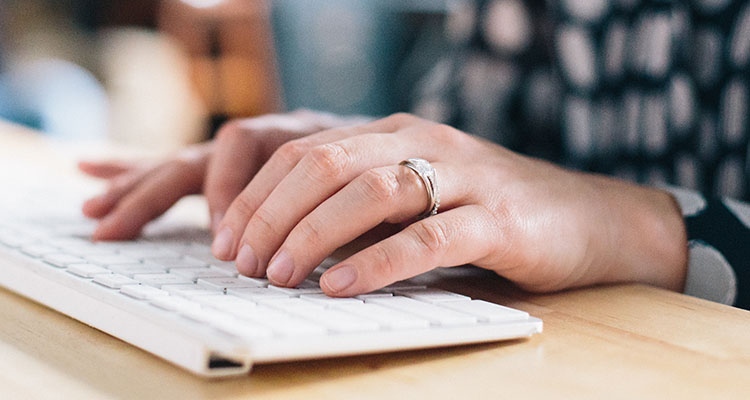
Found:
[212,113,688,297]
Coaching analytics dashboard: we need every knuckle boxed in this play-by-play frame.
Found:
[431,123,465,145]
[306,143,351,179]
[275,139,310,166]
[167,157,192,172]
[409,219,451,256]
[480,203,516,266]
[215,120,244,142]
[296,216,326,247]
[360,168,400,203]
[387,112,417,125]
[371,244,397,279]
[109,174,134,193]
[249,206,282,238]
[230,194,257,218]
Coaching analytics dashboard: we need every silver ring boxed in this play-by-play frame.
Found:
[399,158,440,219]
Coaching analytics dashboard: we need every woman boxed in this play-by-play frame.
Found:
[81,0,750,308]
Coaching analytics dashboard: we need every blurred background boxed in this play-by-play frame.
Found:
[0,0,454,150]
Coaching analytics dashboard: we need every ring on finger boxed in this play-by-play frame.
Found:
[399,158,439,219]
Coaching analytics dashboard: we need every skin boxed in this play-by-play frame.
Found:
[81,111,688,297]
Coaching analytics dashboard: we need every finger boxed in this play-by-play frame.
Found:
[205,118,339,233]
[77,160,138,178]
[92,158,207,240]
[82,169,151,219]
[319,205,498,297]
[204,123,264,233]
[231,132,437,278]
[211,115,409,260]
[264,163,472,286]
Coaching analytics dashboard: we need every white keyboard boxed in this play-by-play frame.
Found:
[0,168,542,378]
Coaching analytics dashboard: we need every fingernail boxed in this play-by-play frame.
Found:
[267,250,294,285]
[211,227,234,259]
[211,212,223,234]
[236,244,259,276]
[322,265,357,293]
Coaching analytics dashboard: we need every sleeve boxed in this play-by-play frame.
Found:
[661,186,750,309]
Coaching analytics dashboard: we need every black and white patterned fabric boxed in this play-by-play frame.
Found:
[410,0,750,308]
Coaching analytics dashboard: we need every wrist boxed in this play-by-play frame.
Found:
[592,176,688,291]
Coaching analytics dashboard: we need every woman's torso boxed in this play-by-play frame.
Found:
[412,0,750,199]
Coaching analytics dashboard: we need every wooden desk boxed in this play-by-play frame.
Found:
[2,121,750,399]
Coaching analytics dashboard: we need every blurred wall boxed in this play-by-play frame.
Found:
[272,0,453,117]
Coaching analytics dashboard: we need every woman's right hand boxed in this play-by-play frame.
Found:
[80,110,367,240]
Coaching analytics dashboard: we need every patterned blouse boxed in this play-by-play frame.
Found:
[410,0,750,308]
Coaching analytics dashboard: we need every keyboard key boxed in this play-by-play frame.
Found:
[207,260,241,273]
[46,237,91,248]
[107,263,167,277]
[208,265,238,277]
[59,244,114,256]
[300,294,364,307]
[162,284,223,298]
[86,254,140,265]
[177,247,214,259]
[8,226,49,239]
[286,307,380,333]
[381,281,427,292]
[0,232,35,248]
[93,241,152,251]
[227,287,290,302]
[366,296,477,327]
[439,300,529,323]
[194,294,256,310]
[93,274,139,289]
[255,318,327,336]
[186,311,273,339]
[191,254,237,269]
[119,248,179,259]
[121,285,170,300]
[239,307,327,336]
[146,256,207,269]
[198,277,265,291]
[394,288,471,304]
[52,223,95,237]
[268,280,324,296]
[355,291,394,300]
[20,244,59,258]
[134,273,193,288]
[67,263,112,278]
[151,296,201,313]
[237,275,269,286]
[170,267,234,280]
[44,253,85,268]
[260,298,324,311]
[336,303,430,330]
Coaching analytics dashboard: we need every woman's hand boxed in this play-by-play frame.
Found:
[206,113,689,297]
[80,110,367,240]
